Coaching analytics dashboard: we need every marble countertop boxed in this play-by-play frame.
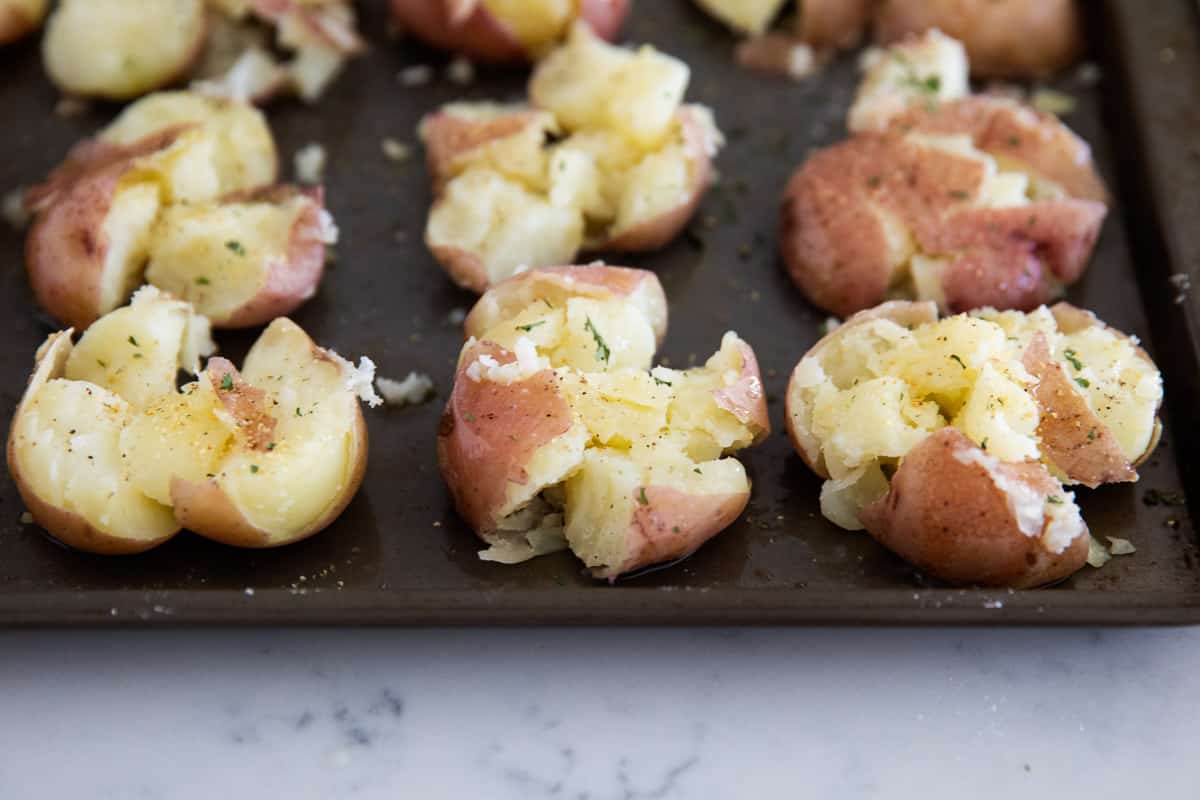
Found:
[1,626,1196,798]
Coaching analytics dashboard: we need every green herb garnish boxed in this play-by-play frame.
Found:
[1063,349,1084,370]
[949,190,970,201]
[1047,495,1064,504]
[981,437,989,451]
[1074,377,1091,389]
[225,240,246,256]
[584,316,610,364]
[652,375,672,387]
[1088,428,1097,441]
[196,276,211,285]
[637,488,649,505]
[949,354,966,369]
[249,464,259,474]
[128,335,139,347]
[463,412,475,422]
[220,373,234,391]
[516,321,546,333]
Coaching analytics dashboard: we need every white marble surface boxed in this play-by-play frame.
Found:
[1,627,1198,798]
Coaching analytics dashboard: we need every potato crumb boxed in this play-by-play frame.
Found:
[381,138,412,162]
[446,57,475,86]
[2,187,30,231]
[317,209,340,245]
[377,372,435,407]
[19,512,33,525]
[295,143,327,184]
[398,64,434,86]
[1106,537,1137,555]
[1169,272,1191,304]
[1087,536,1112,568]
[446,307,467,325]
[1031,88,1077,116]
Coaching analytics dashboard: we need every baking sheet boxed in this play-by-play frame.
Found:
[0,0,1196,625]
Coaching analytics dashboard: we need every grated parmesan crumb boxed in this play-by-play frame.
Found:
[19,512,33,525]
[445,307,467,326]
[446,57,475,86]
[398,64,434,86]
[295,143,327,184]
[381,138,412,162]
[3,187,30,231]
[317,208,340,245]
[333,354,383,407]
[376,371,435,407]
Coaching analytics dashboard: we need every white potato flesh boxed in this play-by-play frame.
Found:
[691,0,789,35]
[11,379,178,541]
[789,306,1163,528]
[119,379,233,506]
[42,0,206,100]
[530,23,689,148]
[427,168,584,286]
[65,286,215,411]
[848,29,970,133]
[95,182,162,316]
[101,92,277,195]
[145,194,310,322]
[212,319,363,536]
[481,0,573,49]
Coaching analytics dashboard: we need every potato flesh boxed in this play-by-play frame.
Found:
[146,196,305,322]
[848,29,970,134]
[96,182,162,316]
[42,0,206,99]
[793,307,1162,527]
[12,380,178,540]
[101,92,277,195]
[65,286,215,411]
[481,0,573,49]
[691,0,789,35]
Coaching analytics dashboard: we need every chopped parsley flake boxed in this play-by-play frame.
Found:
[981,437,989,451]
[652,375,672,387]
[195,276,211,285]
[1074,377,1091,389]
[225,240,246,256]
[127,335,139,347]
[516,321,546,333]
[673,526,681,534]
[1047,495,1064,504]
[295,407,303,416]
[1088,428,1097,441]
[1063,349,1084,370]
[949,189,970,201]
[267,442,276,450]
[584,316,610,364]
[249,464,259,474]
[96,359,107,368]
[220,373,234,391]
[949,354,966,369]
[693,467,703,475]
[463,412,475,422]
[637,488,649,505]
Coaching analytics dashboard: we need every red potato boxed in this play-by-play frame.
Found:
[438,265,768,578]
[796,0,872,50]
[42,0,209,101]
[145,186,334,328]
[0,0,46,46]
[784,301,1163,587]
[874,0,1083,79]
[7,290,379,554]
[779,96,1107,317]
[422,24,723,292]
[389,0,629,62]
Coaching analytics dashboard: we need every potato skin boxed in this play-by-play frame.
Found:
[796,0,871,50]
[6,333,180,555]
[464,264,669,346]
[596,485,749,580]
[712,336,771,443]
[389,0,628,62]
[437,340,579,534]
[599,106,717,253]
[0,0,47,46]
[779,98,1107,317]
[874,0,1082,78]
[859,427,1088,588]
[420,107,550,195]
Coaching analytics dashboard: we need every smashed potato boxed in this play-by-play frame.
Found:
[42,0,208,100]
[438,265,768,579]
[0,0,46,46]
[786,301,1163,587]
[389,0,629,62]
[781,32,1107,317]
[25,91,332,330]
[422,24,723,292]
[7,288,379,554]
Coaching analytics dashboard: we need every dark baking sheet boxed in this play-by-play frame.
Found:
[0,0,1197,626]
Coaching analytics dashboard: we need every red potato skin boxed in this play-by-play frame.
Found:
[428,243,493,294]
[437,340,577,534]
[25,161,135,331]
[779,101,1107,316]
[420,107,549,195]
[390,0,628,62]
[464,264,668,346]
[217,186,328,329]
[859,427,1089,588]
[0,3,42,46]
[874,0,1082,79]
[712,337,771,443]
[5,333,180,555]
[797,0,871,50]
[251,0,366,54]
[599,106,717,253]
[595,485,748,580]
